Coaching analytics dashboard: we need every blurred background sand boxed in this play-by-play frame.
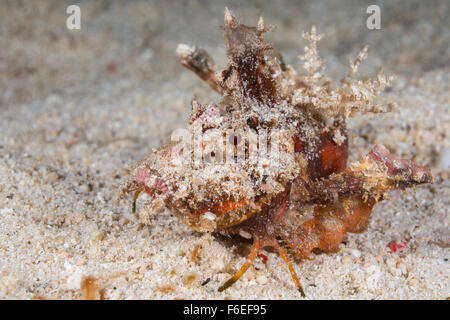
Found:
[0,0,448,299]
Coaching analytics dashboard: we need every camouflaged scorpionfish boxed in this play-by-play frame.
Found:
[119,9,433,296]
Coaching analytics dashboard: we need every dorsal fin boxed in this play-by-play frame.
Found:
[221,8,278,106]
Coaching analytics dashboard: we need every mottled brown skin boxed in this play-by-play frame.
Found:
[121,9,433,296]
[320,132,349,177]
[223,137,354,259]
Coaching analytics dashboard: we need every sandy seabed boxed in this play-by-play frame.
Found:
[0,0,448,299]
